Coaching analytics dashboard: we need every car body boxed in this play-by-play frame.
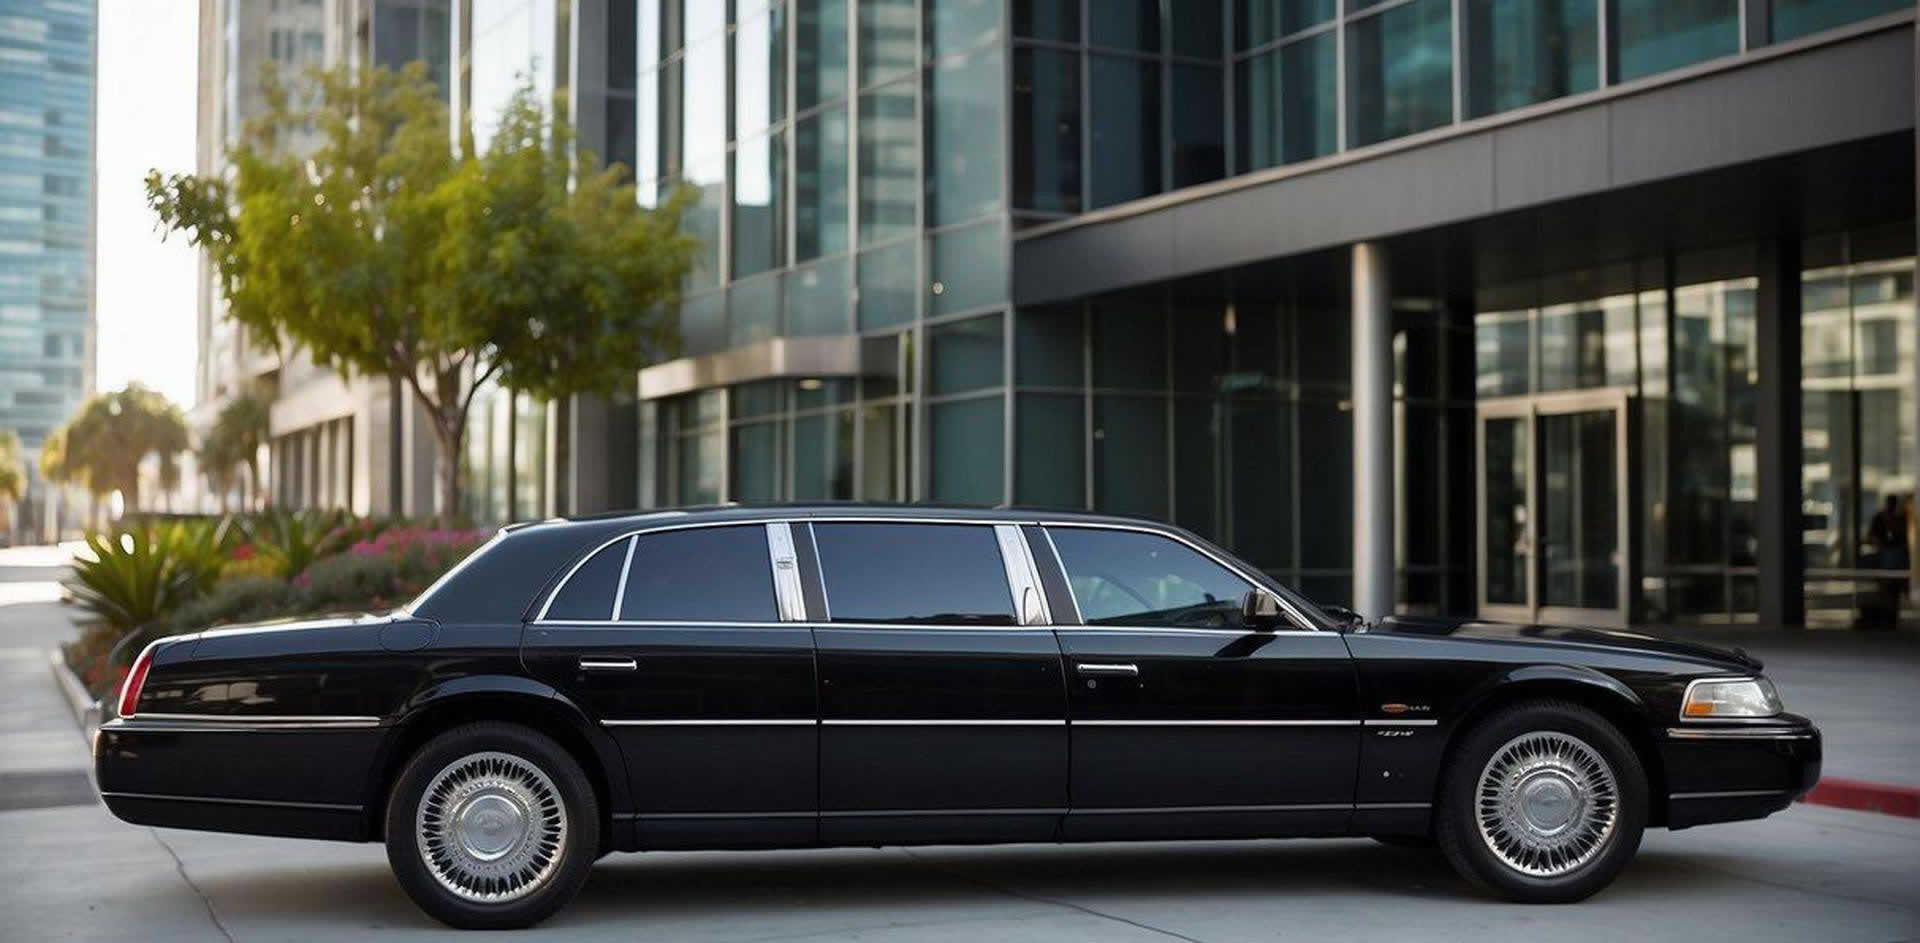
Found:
[95,505,1822,928]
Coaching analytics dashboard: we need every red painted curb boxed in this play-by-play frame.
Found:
[1797,777,1920,818]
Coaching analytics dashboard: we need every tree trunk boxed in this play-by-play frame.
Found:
[429,412,465,526]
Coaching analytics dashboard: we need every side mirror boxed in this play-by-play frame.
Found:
[1322,604,1366,630]
[1240,590,1285,630]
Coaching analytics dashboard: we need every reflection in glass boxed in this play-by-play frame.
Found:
[1172,0,1222,56]
[1539,410,1618,608]
[932,397,1005,504]
[1013,0,1078,41]
[733,4,787,140]
[1016,305,1084,387]
[1475,310,1530,396]
[859,0,917,87]
[679,291,725,357]
[932,313,1004,395]
[1171,65,1225,189]
[1537,296,1635,391]
[728,273,781,347]
[1092,300,1167,389]
[730,421,781,501]
[795,0,848,109]
[794,106,849,261]
[1483,416,1528,605]
[681,35,725,162]
[1347,0,1453,147]
[928,0,1000,58]
[469,0,556,151]
[929,220,1009,316]
[786,257,850,336]
[1282,32,1339,164]
[793,408,856,500]
[1238,0,1335,48]
[1465,0,1596,117]
[1610,0,1737,83]
[1094,396,1168,518]
[731,131,786,279]
[1089,56,1161,209]
[857,240,917,331]
[1772,0,1907,42]
[677,427,723,504]
[1017,393,1085,507]
[858,84,918,247]
[1228,398,1291,567]
[861,403,901,500]
[927,48,1005,227]
[1013,47,1082,213]
[1088,0,1159,51]
[683,159,726,290]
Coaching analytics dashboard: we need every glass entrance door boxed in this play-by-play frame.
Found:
[1477,390,1632,626]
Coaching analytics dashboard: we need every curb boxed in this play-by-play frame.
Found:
[46,648,101,740]
[1798,778,1920,819]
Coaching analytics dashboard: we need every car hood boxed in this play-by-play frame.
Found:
[1365,614,1763,671]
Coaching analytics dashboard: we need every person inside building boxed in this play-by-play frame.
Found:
[1862,494,1910,629]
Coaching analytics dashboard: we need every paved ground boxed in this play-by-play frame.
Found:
[3,546,1916,942]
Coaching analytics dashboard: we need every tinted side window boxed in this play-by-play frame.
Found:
[1047,527,1255,628]
[620,526,778,622]
[544,538,630,620]
[811,522,1016,625]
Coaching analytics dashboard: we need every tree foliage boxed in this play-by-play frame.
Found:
[147,63,695,517]
[200,391,272,509]
[0,428,23,504]
[42,384,190,513]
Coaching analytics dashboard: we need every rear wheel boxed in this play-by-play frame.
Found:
[384,722,599,929]
[1435,700,1646,903]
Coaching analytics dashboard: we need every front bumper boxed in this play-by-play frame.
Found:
[1659,714,1822,829]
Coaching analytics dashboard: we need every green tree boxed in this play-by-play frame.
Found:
[43,383,190,514]
[147,63,694,518]
[200,391,272,510]
[0,428,23,504]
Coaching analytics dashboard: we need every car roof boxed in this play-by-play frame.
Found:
[509,503,1172,536]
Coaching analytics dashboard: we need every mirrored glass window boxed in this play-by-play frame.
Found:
[858,240,918,330]
[787,257,850,336]
[1347,0,1453,147]
[1237,0,1335,49]
[796,0,849,109]
[931,397,1006,503]
[734,3,787,139]
[928,0,1001,58]
[930,220,1009,316]
[1465,0,1597,118]
[932,313,1005,394]
[1013,47,1082,213]
[812,523,1014,622]
[1016,393,1085,507]
[1772,0,1908,42]
[859,0,918,87]
[858,83,919,246]
[927,48,1005,227]
[1610,0,1737,83]
[1088,0,1160,51]
[1171,65,1225,188]
[1013,0,1078,41]
[794,105,850,261]
[1089,56,1162,208]
[732,132,786,279]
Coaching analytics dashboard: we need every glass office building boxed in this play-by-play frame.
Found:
[0,0,95,466]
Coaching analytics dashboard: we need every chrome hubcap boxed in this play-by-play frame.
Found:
[1475,731,1618,878]
[417,751,567,903]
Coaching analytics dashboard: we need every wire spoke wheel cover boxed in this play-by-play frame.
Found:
[416,751,568,904]
[1474,731,1619,879]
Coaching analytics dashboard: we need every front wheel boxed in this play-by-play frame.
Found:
[384,722,600,929]
[1435,700,1646,903]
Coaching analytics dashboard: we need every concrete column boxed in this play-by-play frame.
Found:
[1756,235,1804,628]
[1352,242,1395,620]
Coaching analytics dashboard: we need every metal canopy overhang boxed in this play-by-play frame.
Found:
[1011,14,1917,307]
[636,334,890,401]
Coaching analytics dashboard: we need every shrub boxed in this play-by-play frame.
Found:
[158,575,301,635]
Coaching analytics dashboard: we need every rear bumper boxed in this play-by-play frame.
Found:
[1659,716,1822,829]
[94,717,383,842]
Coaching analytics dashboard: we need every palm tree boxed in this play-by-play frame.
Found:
[200,392,272,511]
[43,384,191,515]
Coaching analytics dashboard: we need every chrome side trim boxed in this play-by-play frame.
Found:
[1038,521,1319,631]
[531,620,810,629]
[627,810,816,820]
[626,802,1433,820]
[609,535,638,620]
[824,719,1067,726]
[110,714,382,730]
[1355,802,1432,810]
[1073,719,1361,727]
[1075,803,1350,814]
[994,524,1053,626]
[766,523,808,622]
[602,719,817,727]
[1669,789,1792,800]
[1664,726,1815,740]
[824,808,1067,818]
[1056,626,1325,638]
[100,791,363,812]
[1363,719,1439,727]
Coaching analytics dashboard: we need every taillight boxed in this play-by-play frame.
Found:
[117,642,158,719]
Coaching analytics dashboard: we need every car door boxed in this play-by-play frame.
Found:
[805,519,1069,845]
[521,522,818,849]
[1038,523,1362,841]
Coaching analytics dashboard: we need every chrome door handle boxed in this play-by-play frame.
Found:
[579,657,638,671]
[1075,662,1139,676]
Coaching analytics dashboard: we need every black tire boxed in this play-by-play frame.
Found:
[384,722,600,929]
[1435,700,1646,903]
[1370,834,1436,850]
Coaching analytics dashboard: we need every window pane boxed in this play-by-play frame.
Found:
[545,538,629,620]
[1094,395,1168,518]
[787,256,850,335]
[930,219,1009,315]
[1173,0,1223,56]
[796,0,849,109]
[1171,65,1225,189]
[1013,47,1082,214]
[1238,0,1336,48]
[931,397,1006,503]
[1014,0,1078,39]
[1611,0,1737,83]
[680,290,725,357]
[811,523,1015,623]
[1017,393,1085,506]
[1089,56,1162,209]
[1048,527,1253,626]
[682,34,726,163]
[729,272,782,346]
[1236,51,1281,171]
[1297,398,1351,568]
[932,313,1005,394]
[730,422,782,501]
[732,380,786,419]
[621,526,777,621]
[1173,398,1220,540]
[794,105,850,261]
[732,131,786,278]
[927,48,1005,227]
[1088,0,1160,51]
[684,160,726,290]
[860,404,902,499]
[676,426,724,503]
[859,0,917,87]
[857,240,918,330]
[1282,30,1338,163]
[1347,0,1454,148]
[1772,0,1907,42]
[1092,299,1167,389]
[794,408,856,499]
[1016,305,1085,387]
[928,0,1000,58]
[858,83,919,247]
[1465,0,1597,117]
[734,4,787,139]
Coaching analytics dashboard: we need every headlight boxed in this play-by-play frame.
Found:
[1681,677,1783,719]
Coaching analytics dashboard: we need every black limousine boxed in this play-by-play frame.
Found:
[96,505,1821,929]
